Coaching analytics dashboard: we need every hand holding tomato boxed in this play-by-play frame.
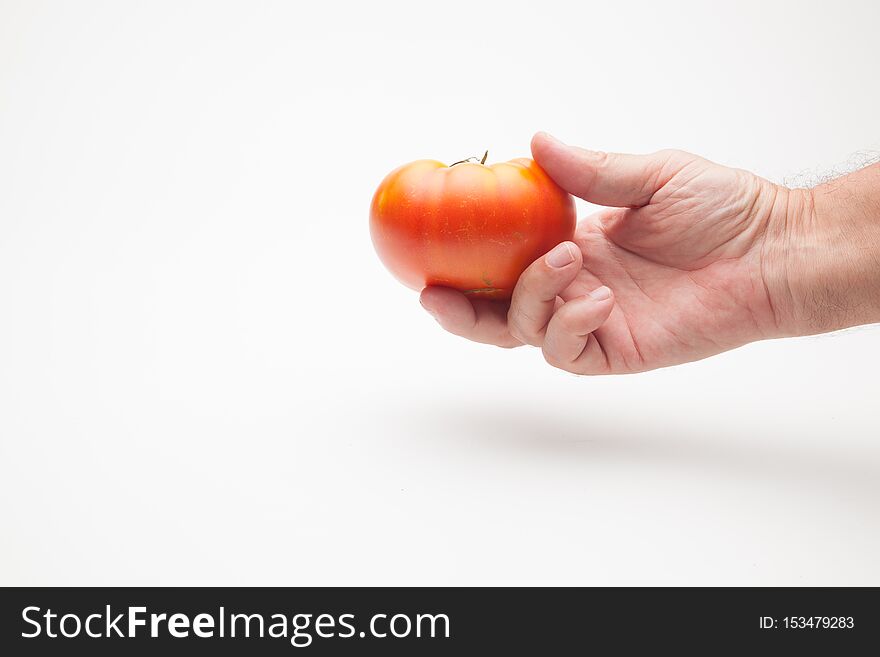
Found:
[419,132,805,374]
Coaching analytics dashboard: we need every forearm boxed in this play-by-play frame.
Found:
[764,162,880,336]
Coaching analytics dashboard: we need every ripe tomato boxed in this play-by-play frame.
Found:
[369,154,576,300]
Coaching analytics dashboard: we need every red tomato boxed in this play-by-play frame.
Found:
[369,154,576,300]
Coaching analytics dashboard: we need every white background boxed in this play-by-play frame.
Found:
[1,0,878,585]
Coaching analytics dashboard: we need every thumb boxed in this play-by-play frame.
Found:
[531,132,683,208]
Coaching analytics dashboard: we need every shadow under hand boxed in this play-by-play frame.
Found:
[389,398,880,512]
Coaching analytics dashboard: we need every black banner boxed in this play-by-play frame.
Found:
[0,587,876,654]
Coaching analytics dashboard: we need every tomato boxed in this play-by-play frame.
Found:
[369,153,576,300]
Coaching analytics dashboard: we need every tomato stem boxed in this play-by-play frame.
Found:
[449,151,489,167]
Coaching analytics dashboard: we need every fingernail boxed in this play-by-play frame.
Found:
[588,286,612,301]
[546,243,575,268]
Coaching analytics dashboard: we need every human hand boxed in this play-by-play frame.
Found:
[419,132,819,374]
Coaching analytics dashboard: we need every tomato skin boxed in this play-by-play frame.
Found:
[369,157,576,300]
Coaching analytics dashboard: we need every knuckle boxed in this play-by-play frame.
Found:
[653,148,686,164]
[591,149,610,169]
[653,148,695,170]
[518,267,550,298]
[506,315,529,345]
[584,151,609,194]
[653,148,680,159]
[542,347,577,374]
[515,273,537,298]
[510,324,542,347]
[507,324,526,344]
[507,306,541,344]
[555,315,580,336]
[541,346,562,368]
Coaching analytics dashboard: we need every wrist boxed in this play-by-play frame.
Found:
[763,164,880,337]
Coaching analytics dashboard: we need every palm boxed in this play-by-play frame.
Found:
[563,158,775,372]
